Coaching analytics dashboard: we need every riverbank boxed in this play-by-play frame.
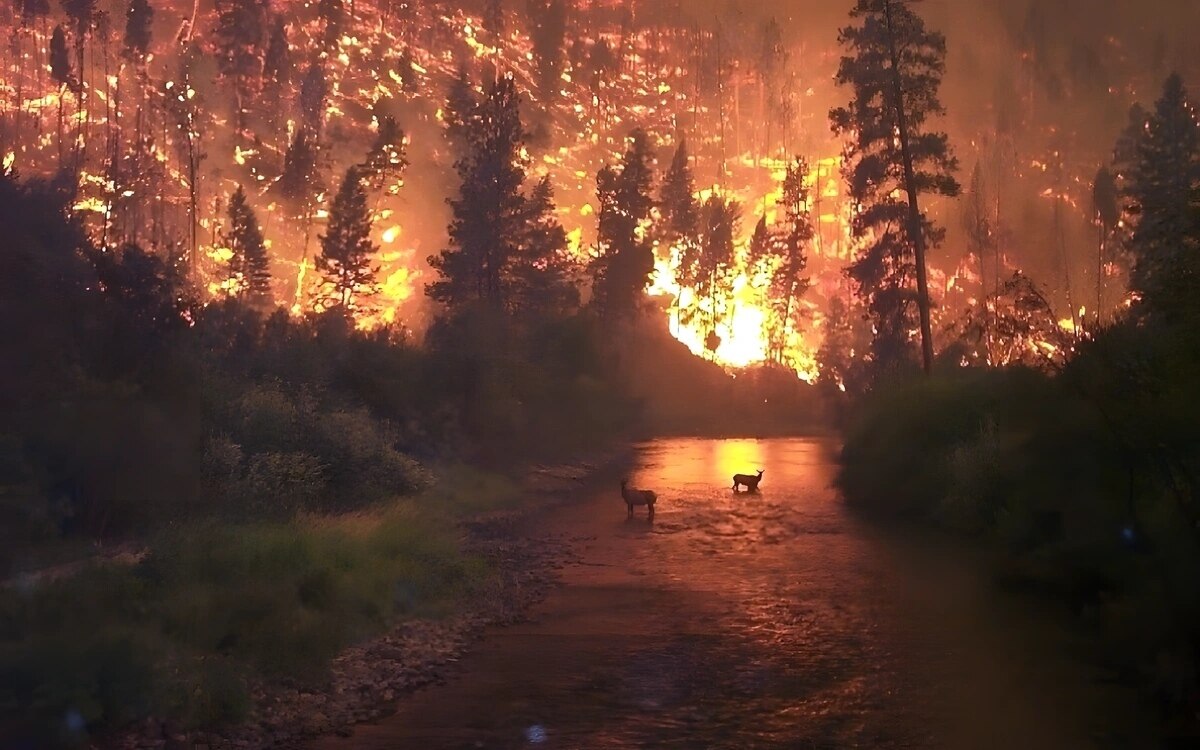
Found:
[68,448,627,750]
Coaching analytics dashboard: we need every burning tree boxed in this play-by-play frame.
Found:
[591,129,656,325]
[946,271,1075,371]
[316,166,379,313]
[361,114,408,196]
[752,158,813,364]
[222,185,271,305]
[686,194,739,354]
[831,0,960,376]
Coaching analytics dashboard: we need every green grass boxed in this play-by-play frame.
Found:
[0,492,498,747]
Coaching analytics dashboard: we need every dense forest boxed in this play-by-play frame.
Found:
[0,0,1198,745]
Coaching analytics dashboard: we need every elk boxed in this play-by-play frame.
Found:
[732,469,764,492]
[620,479,657,519]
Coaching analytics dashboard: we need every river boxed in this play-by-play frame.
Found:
[309,437,1152,749]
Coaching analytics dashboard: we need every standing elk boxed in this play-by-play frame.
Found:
[620,479,657,519]
[732,469,764,492]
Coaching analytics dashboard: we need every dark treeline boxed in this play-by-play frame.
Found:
[837,60,1200,738]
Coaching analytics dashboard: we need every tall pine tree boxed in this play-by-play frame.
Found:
[830,0,960,375]
[122,0,153,63]
[1123,73,1200,319]
[591,129,656,323]
[213,0,266,137]
[223,185,271,304]
[317,167,379,312]
[428,74,528,312]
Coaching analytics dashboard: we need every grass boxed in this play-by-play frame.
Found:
[0,471,529,747]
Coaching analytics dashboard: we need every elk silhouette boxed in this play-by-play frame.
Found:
[732,469,764,492]
[620,479,657,519]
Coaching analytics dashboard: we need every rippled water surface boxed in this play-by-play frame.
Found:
[310,438,1149,750]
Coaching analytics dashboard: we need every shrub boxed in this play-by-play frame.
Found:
[243,452,326,517]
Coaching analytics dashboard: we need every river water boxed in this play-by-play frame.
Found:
[309,438,1152,749]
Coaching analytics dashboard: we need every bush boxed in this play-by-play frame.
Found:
[243,452,327,516]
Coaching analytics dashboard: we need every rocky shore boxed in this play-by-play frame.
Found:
[104,451,628,750]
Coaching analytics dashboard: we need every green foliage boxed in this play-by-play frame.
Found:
[0,502,484,745]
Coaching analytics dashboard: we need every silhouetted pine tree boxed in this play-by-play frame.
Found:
[50,25,73,165]
[659,139,700,252]
[317,167,379,311]
[830,0,960,375]
[591,129,656,323]
[223,186,271,303]
[526,0,566,101]
[1091,166,1120,325]
[485,0,505,37]
[395,45,417,91]
[443,65,478,153]
[427,75,528,311]
[263,15,290,87]
[511,176,578,317]
[300,63,328,132]
[276,127,320,215]
[762,158,813,355]
[1123,73,1200,319]
[122,0,153,62]
[213,0,266,137]
[318,0,345,50]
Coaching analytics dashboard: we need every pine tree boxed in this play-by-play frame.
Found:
[317,167,379,312]
[318,0,345,50]
[122,0,153,63]
[276,126,320,214]
[263,15,290,87]
[485,0,504,37]
[427,75,528,311]
[395,45,417,91]
[213,0,266,136]
[512,177,578,316]
[223,185,271,303]
[300,63,328,132]
[1123,73,1200,319]
[50,25,73,88]
[591,129,657,323]
[830,0,960,375]
[443,65,478,153]
[688,195,739,352]
[760,158,813,358]
[1091,166,1119,326]
[817,295,870,396]
[50,25,73,166]
[659,139,700,251]
[526,0,566,101]
[361,115,408,194]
